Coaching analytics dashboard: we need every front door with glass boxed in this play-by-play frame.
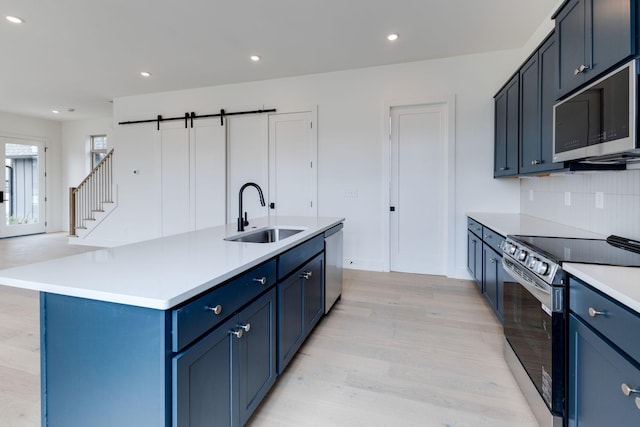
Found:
[0,137,46,237]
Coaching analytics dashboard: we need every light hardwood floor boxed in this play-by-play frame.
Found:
[0,234,537,426]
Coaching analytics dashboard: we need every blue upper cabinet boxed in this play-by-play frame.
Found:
[519,34,566,174]
[494,74,520,177]
[555,0,638,99]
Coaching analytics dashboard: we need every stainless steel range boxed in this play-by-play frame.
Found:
[500,234,640,427]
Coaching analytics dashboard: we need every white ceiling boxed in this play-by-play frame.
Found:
[1,0,560,121]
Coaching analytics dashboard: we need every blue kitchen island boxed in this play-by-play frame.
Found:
[0,216,343,427]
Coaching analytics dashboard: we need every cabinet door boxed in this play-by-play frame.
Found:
[519,52,541,174]
[494,75,519,177]
[568,315,640,426]
[520,35,565,174]
[538,35,564,172]
[496,258,505,321]
[467,230,483,290]
[591,0,634,78]
[483,244,499,313]
[173,316,238,427]
[238,288,277,426]
[277,273,304,373]
[556,0,586,97]
[303,254,325,333]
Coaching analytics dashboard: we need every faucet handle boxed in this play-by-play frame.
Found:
[243,212,249,227]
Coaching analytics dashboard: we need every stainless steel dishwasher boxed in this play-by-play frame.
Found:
[324,223,343,313]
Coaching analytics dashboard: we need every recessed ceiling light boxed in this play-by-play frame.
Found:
[250,55,261,62]
[52,110,60,114]
[6,16,24,24]
[140,71,151,77]
[387,33,399,41]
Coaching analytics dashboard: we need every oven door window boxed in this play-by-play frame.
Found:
[503,278,554,408]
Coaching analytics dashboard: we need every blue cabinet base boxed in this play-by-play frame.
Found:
[40,293,171,427]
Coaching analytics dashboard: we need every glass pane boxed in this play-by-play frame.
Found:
[92,135,107,150]
[92,152,106,168]
[5,143,39,226]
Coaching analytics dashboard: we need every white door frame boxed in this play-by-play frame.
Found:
[381,96,456,276]
[0,134,48,237]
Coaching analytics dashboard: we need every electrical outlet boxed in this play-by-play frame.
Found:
[595,192,604,209]
[344,190,358,198]
[564,192,571,206]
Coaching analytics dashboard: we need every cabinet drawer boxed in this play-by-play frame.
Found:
[570,277,640,361]
[482,227,504,254]
[467,218,483,236]
[278,234,324,280]
[172,259,276,352]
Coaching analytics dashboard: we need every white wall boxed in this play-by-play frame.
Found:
[521,169,640,240]
[98,50,523,277]
[0,112,63,232]
[61,118,114,231]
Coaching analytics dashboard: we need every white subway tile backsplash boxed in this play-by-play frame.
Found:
[521,170,640,240]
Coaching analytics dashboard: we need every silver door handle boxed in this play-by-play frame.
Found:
[253,277,267,285]
[621,383,640,396]
[588,307,605,317]
[300,271,312,279]
[574,64,588,75]
[238,323,251,332]
[205,304,222,315]
[230,328,244,339]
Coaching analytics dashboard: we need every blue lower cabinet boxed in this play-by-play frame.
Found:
[277,252,325,373]
[172,316,237,427]
[277,270,305,372]
[173,288,277,427]
[303,254,324,334]
[482,244,504,321]
[568,314,640,426]
[238,289,277,426]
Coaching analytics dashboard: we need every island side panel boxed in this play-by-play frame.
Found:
[40,293,171,427]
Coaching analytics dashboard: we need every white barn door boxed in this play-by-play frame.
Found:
[160,119,226,236]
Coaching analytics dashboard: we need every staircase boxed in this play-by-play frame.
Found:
[69,149,116,239]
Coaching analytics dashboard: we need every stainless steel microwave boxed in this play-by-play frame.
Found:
[553,60,640,164]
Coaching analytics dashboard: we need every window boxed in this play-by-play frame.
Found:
[90,135,108,168]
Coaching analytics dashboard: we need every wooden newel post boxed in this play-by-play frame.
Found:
[69,187,77,237]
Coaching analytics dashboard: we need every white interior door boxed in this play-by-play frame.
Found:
[390,104,447,275]
[268,111,317,218]
[0,136,46,237]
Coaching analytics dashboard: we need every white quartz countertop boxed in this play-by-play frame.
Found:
[466,212,605,239]
[0,216,344,310]
[564,263,640,313]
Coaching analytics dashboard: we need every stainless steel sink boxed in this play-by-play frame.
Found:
[224,227,305,243]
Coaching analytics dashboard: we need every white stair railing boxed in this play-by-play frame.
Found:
[69,149,114,237]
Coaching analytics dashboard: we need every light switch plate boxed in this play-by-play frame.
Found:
[529,189,534,201]
[564,192,571,206]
